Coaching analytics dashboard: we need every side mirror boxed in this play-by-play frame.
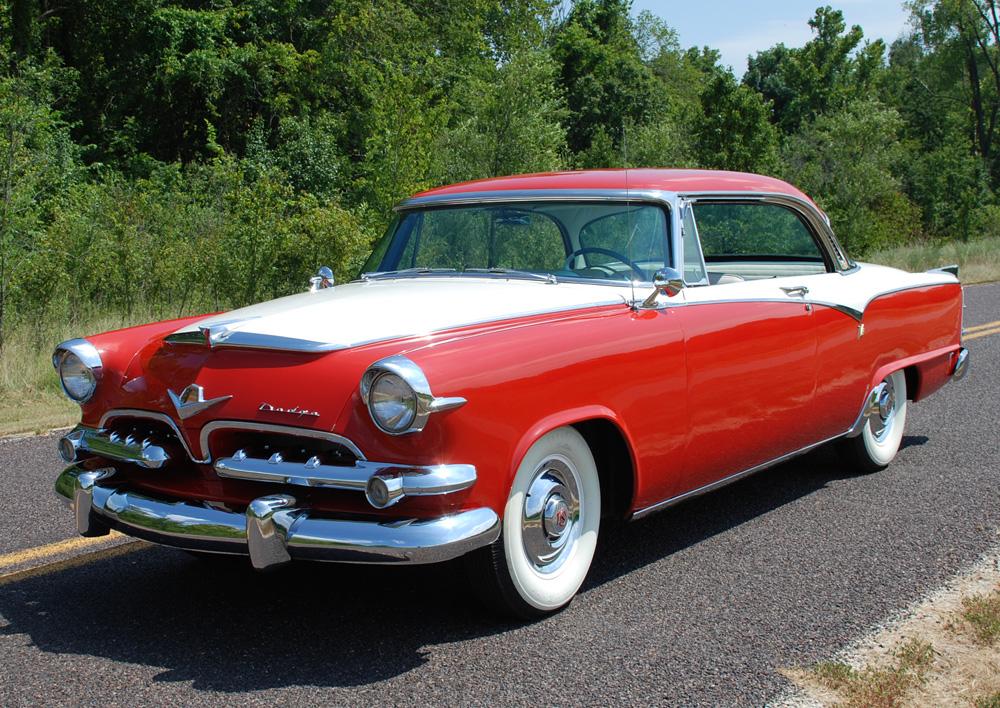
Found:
[653,267,685,297]
[640,267,685,307]
[309,266,335,292]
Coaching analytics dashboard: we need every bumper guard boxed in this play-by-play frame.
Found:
[55,465,500,569]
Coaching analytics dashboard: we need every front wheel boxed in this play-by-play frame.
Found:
[465,426,601,619]
[838,369,908,473]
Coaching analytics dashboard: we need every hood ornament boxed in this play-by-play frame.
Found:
[168,384,232,420]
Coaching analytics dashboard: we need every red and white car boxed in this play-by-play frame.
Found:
[53,169,968,617]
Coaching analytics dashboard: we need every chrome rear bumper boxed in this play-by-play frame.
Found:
[952,346,970,381]
[55,465,500,569]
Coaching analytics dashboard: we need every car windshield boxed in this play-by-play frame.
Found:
[360,201,670,284]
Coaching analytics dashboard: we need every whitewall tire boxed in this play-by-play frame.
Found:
[465,426,601,619]
[838,370,908,473]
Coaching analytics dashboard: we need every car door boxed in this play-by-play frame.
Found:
[669,199,825,495]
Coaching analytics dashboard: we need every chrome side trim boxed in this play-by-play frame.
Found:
[214,450,477,508]
[167,298,629,353]
[199,420,366,462]
[397,188,676,211]
[60,425,171,469]
[55,465,500,566]
[631,433,843,520]
[632,369,925,519]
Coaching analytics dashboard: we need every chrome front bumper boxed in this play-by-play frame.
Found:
[55,465,500,569]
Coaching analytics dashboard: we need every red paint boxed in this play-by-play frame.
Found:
[70,175,963,523]
[413,169,815,205]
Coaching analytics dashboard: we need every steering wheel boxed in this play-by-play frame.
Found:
[563,247,646,280]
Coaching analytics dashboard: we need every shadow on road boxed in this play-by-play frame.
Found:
[0,444,867,691]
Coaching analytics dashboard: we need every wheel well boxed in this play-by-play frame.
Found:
[903,365,919,401]
[572,419,635,520]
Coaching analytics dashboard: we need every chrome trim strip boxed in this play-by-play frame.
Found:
[199,420,366,462]
[632,365,934,520]
[56,465,500,566]
[657,296,864,322]
[167,297,630,353]
[631,432,843,520]
[397,188,676,211]
[214,451,477,504]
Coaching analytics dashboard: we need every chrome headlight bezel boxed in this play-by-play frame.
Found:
[359,355,466,436]
[52,339,103,403]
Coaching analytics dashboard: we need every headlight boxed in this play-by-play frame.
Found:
[360,355,467,435]
[52,339,102,403]
[368,372,417,433]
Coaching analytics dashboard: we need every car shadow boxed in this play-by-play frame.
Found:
[0,444,869,692]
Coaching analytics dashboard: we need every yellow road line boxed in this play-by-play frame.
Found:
[965,325,1000,341]
[0,531,124,571]
[0,541,146,587]
[964,319,1000,333]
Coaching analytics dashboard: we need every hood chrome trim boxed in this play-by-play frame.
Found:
[165,296,626,353]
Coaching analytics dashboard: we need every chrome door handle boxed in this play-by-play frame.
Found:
[780,285,809,297]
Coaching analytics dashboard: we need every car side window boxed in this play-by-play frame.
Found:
[577,205,668,278]
[681,204,708,284]
[692,202,828,281]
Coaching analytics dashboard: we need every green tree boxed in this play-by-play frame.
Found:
[696,72,780,173]
[745,7,884,133]
[0,52,81,346]
[783,99,921,254]
[551,0,658,156]
[434,48,567,182]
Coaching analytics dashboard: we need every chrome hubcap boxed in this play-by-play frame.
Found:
[522,457,581,574]
[870,377,897,442]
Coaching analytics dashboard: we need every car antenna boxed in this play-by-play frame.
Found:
[624,124,636,309]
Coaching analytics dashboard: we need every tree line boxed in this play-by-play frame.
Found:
[2,0,999,346]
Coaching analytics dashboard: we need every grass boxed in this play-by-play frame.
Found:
[961,586,1000,645]
[0,311,166,436]
[977,692,1000,708]
[810,638,936,708]
[867,235,1000,284]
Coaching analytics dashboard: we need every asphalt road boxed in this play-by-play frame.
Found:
[1,284,998,706]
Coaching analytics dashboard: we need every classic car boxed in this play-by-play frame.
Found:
[52,169,969,618]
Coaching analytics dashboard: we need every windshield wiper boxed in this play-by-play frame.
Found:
[361,267,457,280]
[464,268,557,284]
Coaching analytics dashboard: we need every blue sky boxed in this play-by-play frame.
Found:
[631,1,912,75]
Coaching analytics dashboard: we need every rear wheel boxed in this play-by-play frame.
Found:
[465,426,601,619]
[838,370,908,473]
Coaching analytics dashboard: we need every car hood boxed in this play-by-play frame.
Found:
[168,277,629,352]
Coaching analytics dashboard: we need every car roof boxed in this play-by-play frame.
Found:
[412,169,812,203]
